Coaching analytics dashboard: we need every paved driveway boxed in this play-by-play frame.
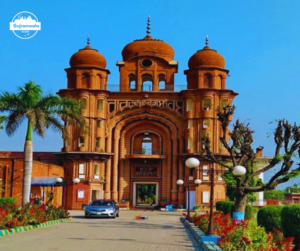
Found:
[0,210,200,251]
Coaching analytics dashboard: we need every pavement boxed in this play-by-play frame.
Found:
[0,210,201,251]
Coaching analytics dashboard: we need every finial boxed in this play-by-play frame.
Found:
[146,15,151,35]
[87,35,90,46]
[205,35,209,46]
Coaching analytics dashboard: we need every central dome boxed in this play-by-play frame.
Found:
[122,35,175,61]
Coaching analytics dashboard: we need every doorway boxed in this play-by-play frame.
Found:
[133,182,158,207]
[90,189,101,202]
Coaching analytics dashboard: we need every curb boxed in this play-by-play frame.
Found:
[180,217,222,251]
[0,218,71,237]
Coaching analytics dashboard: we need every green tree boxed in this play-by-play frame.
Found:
[284,183,300,194]
[0,115,5,131]
[264,190,285,200]
[0,81,86,205]
[200,105,300,215]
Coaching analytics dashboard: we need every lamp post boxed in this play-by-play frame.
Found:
[56,177,80,208]
[178,157,246,236]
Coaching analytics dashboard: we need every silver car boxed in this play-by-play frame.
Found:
[84,199,119,218]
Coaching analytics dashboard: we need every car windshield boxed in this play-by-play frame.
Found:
[90,200,113,206]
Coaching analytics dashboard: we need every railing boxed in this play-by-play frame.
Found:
[132,148,161,155]
[106,85,187,92]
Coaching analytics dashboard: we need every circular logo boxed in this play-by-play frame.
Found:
[9,11,41,39]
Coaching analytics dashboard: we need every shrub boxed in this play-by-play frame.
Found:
[0,197,16,207]
[257,205,283,232]
[281,204,300,245]
[216,201,253,220]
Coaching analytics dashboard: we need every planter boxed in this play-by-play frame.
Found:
[158,200,168,207]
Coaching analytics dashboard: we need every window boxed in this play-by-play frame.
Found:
[142,137,152,154]
[78,136,85,148]
[142,74,153,91]
[141,59,153,67]
[96,137,101,148]
[221,99,227,108]
[129,74,136,89]
[188,137,192,149]
[97,99,104,111]
[204,73,212,87]
[79,98,87,109]
[202,165,209,180]
[94,163,100,180]
[186,99,193,111]
[79,163,85,179]
[64,139,69,147]
[203,98,211,110]
[202,191,209,203]
[81,73,89,86]
[187,120,193,129]
[97,120,102,128]
[203,119,210,129]
[158,74,166,90]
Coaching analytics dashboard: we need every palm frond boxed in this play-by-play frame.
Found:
[6,111,26,136]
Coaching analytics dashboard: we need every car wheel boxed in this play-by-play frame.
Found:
[111,212,116,218]
[85,215,89,218]
[116,211,119,217]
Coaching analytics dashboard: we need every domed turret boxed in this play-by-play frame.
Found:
[188,37,225,69]
[70,40,107,69]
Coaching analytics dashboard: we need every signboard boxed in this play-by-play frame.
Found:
[78,189,84,199]
[134,163,157,176]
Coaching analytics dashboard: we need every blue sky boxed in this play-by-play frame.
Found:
[1,0,300,189]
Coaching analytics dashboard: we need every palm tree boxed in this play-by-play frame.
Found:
[0,81,85,205]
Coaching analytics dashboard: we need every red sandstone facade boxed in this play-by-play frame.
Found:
[55,30,238,209]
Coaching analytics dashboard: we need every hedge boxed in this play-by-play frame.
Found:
[257,205,283,232]
[0,197,16,207]
[281,205,300,245]
[216,201,253,220]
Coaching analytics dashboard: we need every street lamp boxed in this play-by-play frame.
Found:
[178,157,246,237]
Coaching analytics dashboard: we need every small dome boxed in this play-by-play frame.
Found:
[122,35,175,61]
[188,46,225,69]
[70,45,106,68]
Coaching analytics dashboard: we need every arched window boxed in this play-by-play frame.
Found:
[129,74,136,90]
[78,163,85,179]
[203,119,210,129]
[221,99,227,108]
[186,99,193,111]
[204,73,212,87]
[203,98,212,110]
[78,136,85,148]
[142,137,152,154]
[142,74,153,91]
[96,137,101,148]
[188,137,192,150]
[187,120,193,129]
[79,98,87,109]
[97,120,102,128]
[97,99,104,111]
[81,73,89,86]
[97,74,102,89]
[158,74,166,90]
[94,163,100,180]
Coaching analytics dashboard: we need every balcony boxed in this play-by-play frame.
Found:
[107,85,187,92]
[125,148,165,159]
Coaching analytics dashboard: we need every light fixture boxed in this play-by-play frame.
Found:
[73,178,80,184]
[232,166,246,176]
[194,179,202,185]
[144,131,149,136]
[176,179,184,185]
[185,157,200,168]
[56,177,63,183]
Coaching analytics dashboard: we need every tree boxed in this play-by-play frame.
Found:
[0,81,86,205]
[264,190,285,200]
[201,105,300,215]
[0,115,5,132]
[284,183,300,194]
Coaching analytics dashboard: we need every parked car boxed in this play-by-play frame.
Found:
[84,199,119,218]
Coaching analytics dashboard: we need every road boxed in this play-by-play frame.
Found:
[0,210,200,251]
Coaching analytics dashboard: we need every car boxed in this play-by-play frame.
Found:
[84,199,119,218]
